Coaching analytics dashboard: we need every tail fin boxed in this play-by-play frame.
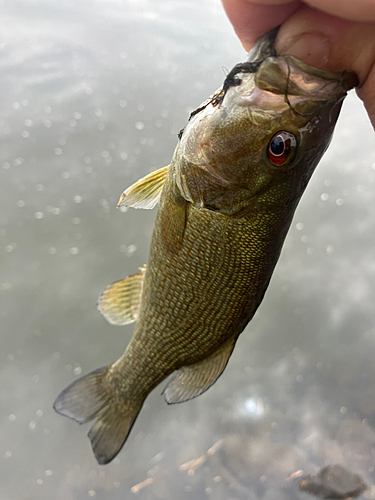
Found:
[53,366,143,464]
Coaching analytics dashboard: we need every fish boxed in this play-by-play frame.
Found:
[53,27,357,465]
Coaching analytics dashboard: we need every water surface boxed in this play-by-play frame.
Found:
[1,1,375,499]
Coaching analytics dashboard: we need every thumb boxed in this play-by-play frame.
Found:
[275,5,375,128]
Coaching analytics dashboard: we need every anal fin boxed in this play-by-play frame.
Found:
[117,165,169,209]
[163,337,236,404]
[98,266,146,325]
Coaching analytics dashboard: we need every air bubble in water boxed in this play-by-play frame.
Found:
[126,244,137,256]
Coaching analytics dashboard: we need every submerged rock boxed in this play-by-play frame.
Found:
[298,464,367,499]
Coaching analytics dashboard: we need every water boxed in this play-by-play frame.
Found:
[1,0,375,498]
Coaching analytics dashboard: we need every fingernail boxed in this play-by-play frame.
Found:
[277,32,331,69]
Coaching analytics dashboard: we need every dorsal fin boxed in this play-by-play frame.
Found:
[97,266,146,325]
[163,337,236,404]
[117,166,169,209]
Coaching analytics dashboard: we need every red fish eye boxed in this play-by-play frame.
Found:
[268,131,297,166]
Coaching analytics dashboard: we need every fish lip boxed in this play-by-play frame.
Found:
[282,55,359,90]
[245,26,279,64]
[244,26,358,95]
[251,55,355,103]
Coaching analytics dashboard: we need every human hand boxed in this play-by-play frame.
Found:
[221,0,375,128]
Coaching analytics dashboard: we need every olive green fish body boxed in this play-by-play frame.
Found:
[54,28,357,464]
[114,171,295,397]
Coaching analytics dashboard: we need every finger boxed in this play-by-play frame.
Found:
[275,5,375,127]
[304,0,375,22]
[221,0,301,51]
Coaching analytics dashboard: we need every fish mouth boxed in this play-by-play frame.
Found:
[244,27,358,94]
[218,27,358,112]
[183,27,358,132]
[254,55,358,102]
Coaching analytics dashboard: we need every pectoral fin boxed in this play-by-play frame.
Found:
[159,181,187,255]
[163,338,236,404]
[97,266,146,325]
[117,166,169,209]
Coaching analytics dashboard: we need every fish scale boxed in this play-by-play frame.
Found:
[53,27,357,464]
[118,182,292,385]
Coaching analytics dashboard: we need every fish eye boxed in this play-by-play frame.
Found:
[267,131,297,166]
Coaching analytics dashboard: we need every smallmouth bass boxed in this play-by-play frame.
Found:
[54,28,357,464]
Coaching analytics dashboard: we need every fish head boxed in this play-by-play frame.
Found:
[175,30,357,216]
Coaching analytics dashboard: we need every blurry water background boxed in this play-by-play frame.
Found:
[1,0,375,499]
